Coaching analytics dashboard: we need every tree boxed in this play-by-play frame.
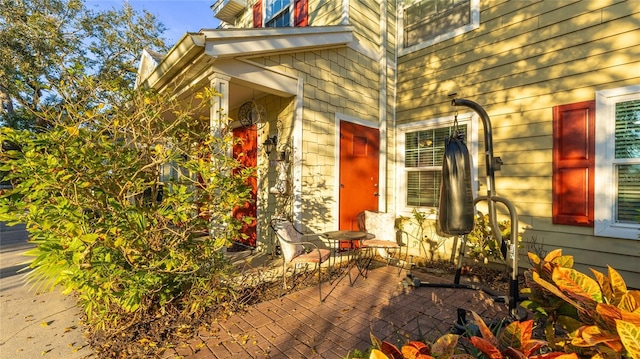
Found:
[0,0,168,130]
[0,2,255,355]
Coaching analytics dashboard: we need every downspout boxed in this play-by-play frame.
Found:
[392,0,398,213]
[341,0,349,24]
[379,0,388,210]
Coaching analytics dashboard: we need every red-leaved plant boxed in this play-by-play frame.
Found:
[465,311,577,359]
[522,249,640,358]
[367,311,574,359]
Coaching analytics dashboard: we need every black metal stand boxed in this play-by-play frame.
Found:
[406,98,525,321]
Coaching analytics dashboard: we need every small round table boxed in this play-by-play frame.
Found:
[322,230,373,250]
[321,230,374,285]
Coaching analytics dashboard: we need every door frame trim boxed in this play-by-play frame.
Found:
[333,113,383,229]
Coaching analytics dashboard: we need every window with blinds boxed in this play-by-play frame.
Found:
[614,99,640,224]
[405,125,466,207]
[595,85,640,239]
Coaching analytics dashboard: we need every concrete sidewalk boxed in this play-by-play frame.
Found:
[0,223,93,358]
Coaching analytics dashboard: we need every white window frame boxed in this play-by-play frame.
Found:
[265,0,292,27]
[396,112,479,216]
[595,84,640,240]
[398,0,480,56]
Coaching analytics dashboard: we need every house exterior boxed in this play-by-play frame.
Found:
[136,0,640,285]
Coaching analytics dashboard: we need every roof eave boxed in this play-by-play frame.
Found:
[201,25,354,59]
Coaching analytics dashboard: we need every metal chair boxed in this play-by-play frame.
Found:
[270,219,332,302]
[356,210,408,276]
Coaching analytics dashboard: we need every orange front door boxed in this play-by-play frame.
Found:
[232,125,258,248]
[339,121,380,232]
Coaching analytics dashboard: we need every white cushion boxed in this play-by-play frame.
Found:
[274,222,304,262]
[364,210,397,244]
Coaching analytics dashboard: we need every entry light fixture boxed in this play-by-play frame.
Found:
[263,135,277,156]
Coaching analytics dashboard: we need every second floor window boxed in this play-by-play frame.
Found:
[401,0,479,54]
[266,0,291,27]
[253,0,307,28]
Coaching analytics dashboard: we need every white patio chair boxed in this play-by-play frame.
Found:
[356,210,408,276]
[270,219,332,302]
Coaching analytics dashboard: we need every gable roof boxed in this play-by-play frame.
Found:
[135,48,167,88]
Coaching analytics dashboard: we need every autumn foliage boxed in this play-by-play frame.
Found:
[522,249,640,359]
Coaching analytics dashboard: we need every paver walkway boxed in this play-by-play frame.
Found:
[2,227,513,359]
[162,264,510,358]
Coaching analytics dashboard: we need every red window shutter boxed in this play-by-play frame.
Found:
[294,0,308,27]
[552,100,595,226]
[253,0,262,28]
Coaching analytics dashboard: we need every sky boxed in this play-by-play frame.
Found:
[85,0,222,46]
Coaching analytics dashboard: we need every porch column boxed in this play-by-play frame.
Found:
[207,74,231,239]
[209,74,230,131]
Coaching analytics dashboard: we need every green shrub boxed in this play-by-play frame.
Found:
[0,82,254,331]
[466,212,521,265]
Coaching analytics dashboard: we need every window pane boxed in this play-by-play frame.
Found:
[405,124,466,208]
[404,0,470,47]
[265,0,291,26]
[405,0,462,26]
[405,125,466,168]
[405,131,419,167]
[617,164,640,224]
[407,171,440,207]
[614,99,640,159]
[266,8,290,27]
[266,0,288,18]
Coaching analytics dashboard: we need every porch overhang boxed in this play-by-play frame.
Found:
[138,25,354,90]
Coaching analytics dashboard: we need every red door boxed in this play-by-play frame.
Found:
[232,125,258,248]
[339,121,380,233]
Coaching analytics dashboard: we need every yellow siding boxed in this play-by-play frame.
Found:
[312,0,343,25]
[253,45,381,231]
[350,0,381,50]
[396,0,640,284]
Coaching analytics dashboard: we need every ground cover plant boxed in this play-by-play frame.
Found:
[522,249,640,359]
[347,251,640,359]
[365,310,577,359]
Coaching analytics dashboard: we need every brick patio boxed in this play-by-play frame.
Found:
[161,263,510,358]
